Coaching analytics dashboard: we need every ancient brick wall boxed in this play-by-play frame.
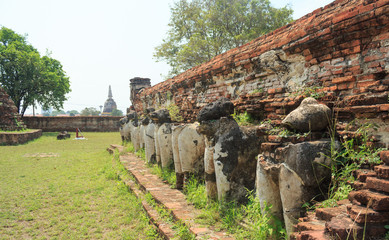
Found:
[133,0,388,128]
[23,116,121,132]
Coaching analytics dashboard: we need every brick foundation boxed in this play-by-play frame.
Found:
[0,129,42,145]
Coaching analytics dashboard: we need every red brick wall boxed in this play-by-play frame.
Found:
[23,116,121,132]
[134,0,388,124]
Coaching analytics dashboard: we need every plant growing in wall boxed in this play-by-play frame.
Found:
[232,111,256,126]
[167,103,184,122]
[290,86,325,99]
[316,121,386,208]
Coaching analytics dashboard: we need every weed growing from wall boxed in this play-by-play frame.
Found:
[232,111,256,126]
[167,103,184,122]
[290,86,325,99]
[316,121,386,208]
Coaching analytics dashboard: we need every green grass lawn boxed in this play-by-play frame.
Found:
[0,132,160,240]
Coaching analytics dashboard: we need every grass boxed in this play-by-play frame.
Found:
[0,132,159,239]
[183,177,286,240]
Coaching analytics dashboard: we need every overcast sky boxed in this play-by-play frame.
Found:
[0,0,333,114]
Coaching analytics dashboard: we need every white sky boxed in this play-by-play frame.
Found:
[0,0,333,114]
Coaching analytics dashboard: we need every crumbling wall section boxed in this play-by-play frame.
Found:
[0,87,26,131]
[133,0,388,126]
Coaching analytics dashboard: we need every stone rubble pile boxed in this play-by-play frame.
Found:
[292,150,389,240]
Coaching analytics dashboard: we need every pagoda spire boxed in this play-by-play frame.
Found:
[108,85,112,98]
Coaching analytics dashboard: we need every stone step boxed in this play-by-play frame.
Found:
[110,144,125,153]
[380,151,389,165]
[106,147,114,154]
[348,190,389,211]
[366,177,389,193]
[347,204,389,224]
[315,205,349,222]
[292,230,329,240]
[353,169,376,182]
[295,220,326,232]
[374,165,389,180]
[352,180,367,190]
[325,216,387,240]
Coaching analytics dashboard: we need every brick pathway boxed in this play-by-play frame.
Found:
[107,144,234,240]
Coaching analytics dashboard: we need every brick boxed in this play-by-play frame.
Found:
[357,74,375,81]
[267,88,276,94]
[366,177,389,193]
[332,76,355,84]
[357,80,380,88]
[364,55,383,62]
[353,169,377,182]
[380,104,389,112]
[381,151,389,165]
[375,165,389,180]
[347,204,389,224]
[315,205,348,221]
[295,221,326,232]
[329,216,388,239]
[332,9,359,24]
[260,142,281,152]
[349,190,389,211]
[295,230,329,240]
[353,180,367,190]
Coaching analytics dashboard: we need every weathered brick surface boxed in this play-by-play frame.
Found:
[381,150,389,165]
[347,204,389,224]
[315,205,349,222]
[349,190,389,211]
[353,169,377,182]
[375,165,389,179]
[132,0,389,129]
[366,177,389,193]
[23,116,121,132]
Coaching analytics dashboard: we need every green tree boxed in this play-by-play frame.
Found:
[111,109,123,116]
[80,107,100,116]
[51,109,66,116]
[66,110,79,116]
[0,27,70,116]
[154,0,293,77]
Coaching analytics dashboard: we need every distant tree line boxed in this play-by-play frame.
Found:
[42,108,123,116]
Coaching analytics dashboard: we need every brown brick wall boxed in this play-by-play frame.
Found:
[23,116,121,132]
[133,0,388,125]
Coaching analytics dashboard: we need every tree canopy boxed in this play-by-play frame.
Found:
[80,107,100,116]
[154,0,293,77]
[111,109,123,116]
[0,27,70,116]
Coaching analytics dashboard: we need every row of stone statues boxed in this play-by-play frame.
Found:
[119,97,334,235]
